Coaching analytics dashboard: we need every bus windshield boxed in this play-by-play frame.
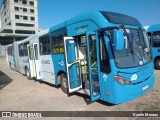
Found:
[107,28,152,68]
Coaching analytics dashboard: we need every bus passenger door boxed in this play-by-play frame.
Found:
[64,37,82,93]
[33,43,41,79]
[27,44,36,78]
[27,43,40,79]
[86,32,101,102]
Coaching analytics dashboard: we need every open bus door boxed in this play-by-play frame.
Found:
[64,37,82,93]
[27,43,40,79]
[86,32,101,102]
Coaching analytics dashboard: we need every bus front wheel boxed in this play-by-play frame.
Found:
[25,67,32,80]
[155,58,160,70]
[60,74,68,94]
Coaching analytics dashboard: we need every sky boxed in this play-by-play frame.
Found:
[0,0,160,29]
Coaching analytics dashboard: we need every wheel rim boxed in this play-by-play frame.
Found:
[62,77,67,89]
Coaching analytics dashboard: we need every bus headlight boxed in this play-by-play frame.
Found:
[114,76,132,85]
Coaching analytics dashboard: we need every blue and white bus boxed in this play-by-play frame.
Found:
[147,24,160,69]
[6,11,155,104]
[6,29,50,80]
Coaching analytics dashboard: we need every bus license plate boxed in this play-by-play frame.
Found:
[142,85,148,91]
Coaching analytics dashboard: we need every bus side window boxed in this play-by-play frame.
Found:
[147,32,152,45]
[24,41,29,56]
[100,37,111,74]
[52,38,60,53]
[153,31,160,47]
[18,44,24,57]
[51,27,67,54]
[39,34,50,55]
[7,46,13,56]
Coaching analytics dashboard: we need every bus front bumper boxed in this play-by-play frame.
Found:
[111,73,155,104]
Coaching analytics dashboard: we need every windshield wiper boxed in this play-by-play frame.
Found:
[119,25,136,63]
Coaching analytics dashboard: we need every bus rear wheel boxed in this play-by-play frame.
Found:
[60,74,68,94]
[155,58,160,70]
[25,67,32,80]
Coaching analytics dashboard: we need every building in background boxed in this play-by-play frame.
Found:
[0,0,38,45]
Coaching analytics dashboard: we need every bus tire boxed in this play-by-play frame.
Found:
[60,74,68,94]
[155,58,160,70]
[25,67,32,80]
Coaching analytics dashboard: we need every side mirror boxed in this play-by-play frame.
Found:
[113,30,124,51]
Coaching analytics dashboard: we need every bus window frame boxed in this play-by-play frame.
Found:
[39,34,51,56]
[51,27,67,55]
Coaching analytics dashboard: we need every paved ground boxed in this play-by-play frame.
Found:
[0,56,160,120]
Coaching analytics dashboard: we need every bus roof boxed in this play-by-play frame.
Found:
[147,24,160,32]
[100,11,141,26]
[49,11,141,33]
[16,29,49,44]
